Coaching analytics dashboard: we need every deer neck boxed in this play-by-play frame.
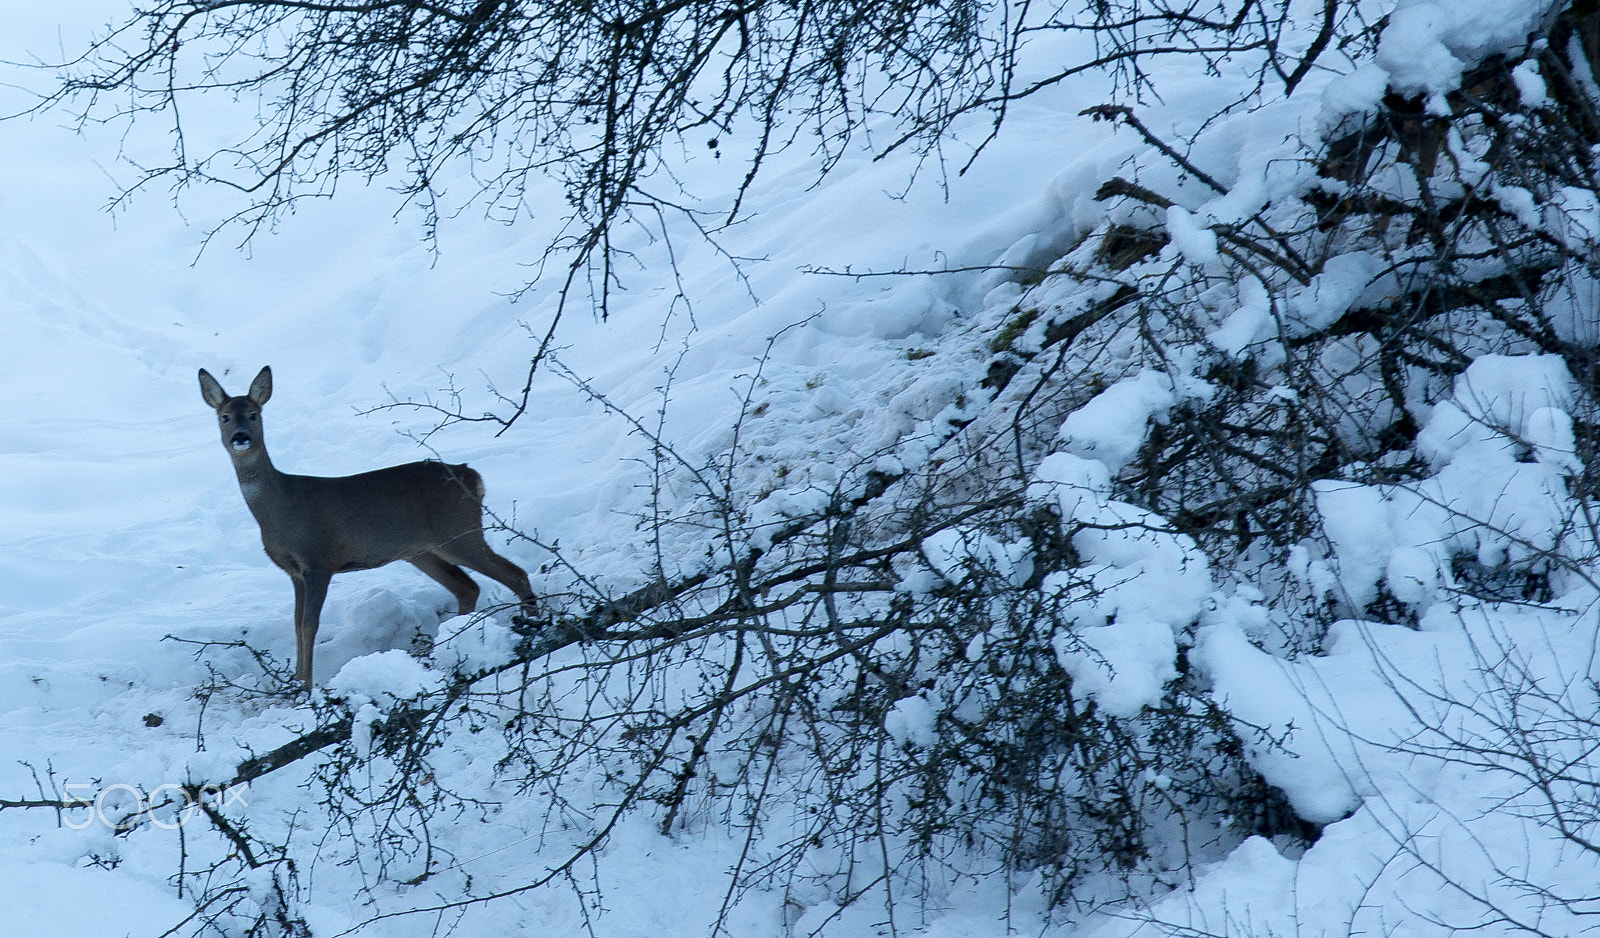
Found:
[228,447,287,515]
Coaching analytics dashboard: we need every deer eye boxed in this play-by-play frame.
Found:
[220,414,231,424]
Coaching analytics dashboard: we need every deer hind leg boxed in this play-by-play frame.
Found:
[295,569,333,685]
[410,552,481,615]
[439,534,535,611]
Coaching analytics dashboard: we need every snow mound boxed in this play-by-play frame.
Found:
[1306,354,1576,613]
[326,649,442,708]
[1030,453,1211,718]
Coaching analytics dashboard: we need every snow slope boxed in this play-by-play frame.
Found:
[0,1,1591,936]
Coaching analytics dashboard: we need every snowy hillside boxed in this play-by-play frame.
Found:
[0,0,1597,936]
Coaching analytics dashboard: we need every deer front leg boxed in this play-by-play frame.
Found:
[294,569,333,685]
[290,574,307,681]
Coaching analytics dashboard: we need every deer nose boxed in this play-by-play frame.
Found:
[230,432,253,450]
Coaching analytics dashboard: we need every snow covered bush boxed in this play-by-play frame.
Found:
[996,1,1600,631]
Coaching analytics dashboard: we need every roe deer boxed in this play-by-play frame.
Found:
[198,366,535,684]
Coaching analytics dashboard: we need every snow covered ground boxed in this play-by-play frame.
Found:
[0,0,1593,935]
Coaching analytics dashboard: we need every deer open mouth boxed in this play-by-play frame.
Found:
[230,432,254,450]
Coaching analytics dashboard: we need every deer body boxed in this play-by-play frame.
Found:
[199,366,534,684]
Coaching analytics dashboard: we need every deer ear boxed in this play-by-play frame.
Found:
[248,366,273,405]
[198,369,228,409]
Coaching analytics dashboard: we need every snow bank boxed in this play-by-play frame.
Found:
[0,860,193,937]
[1178,599,1600,938]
